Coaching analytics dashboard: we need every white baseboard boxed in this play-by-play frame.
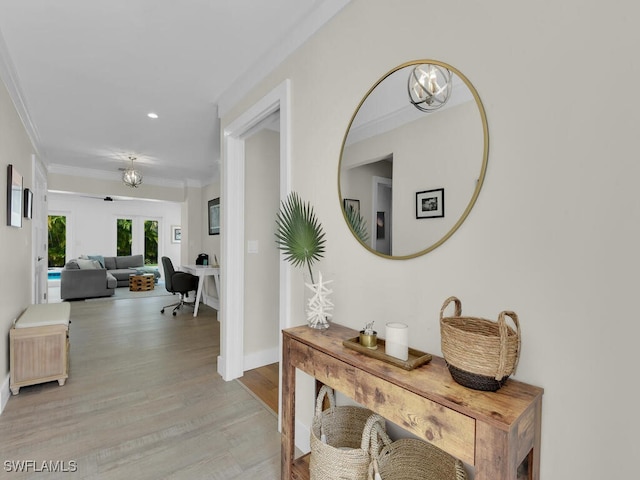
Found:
[217,355,227,379]
[0,373,10,415]
[243,347,279,372]
[202,292,219,311]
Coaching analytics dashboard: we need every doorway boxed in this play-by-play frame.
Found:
[32,157,48,303]
[242,112,281,372]
[219,80,292,390]
[373,176,392,255]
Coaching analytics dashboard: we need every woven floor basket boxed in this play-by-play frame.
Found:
[368,436,467,480]
[440,296,521,391]
[310,385,386,480]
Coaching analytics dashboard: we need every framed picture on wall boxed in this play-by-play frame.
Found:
[7,164,23,228]
[171,225,181,243]
[208,197,220,235]
[416,188,444,219]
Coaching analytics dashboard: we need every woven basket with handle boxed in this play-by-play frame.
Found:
[310,385,387,480]
[440,296,521,391]
[367,424,467,480]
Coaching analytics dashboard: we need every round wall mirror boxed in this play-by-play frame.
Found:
[338,59,488,259]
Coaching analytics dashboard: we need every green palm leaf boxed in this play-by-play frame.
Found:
[275,192,326,283]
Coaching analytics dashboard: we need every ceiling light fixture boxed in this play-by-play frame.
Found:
[408,63,453,112]
[122,156,143,188]
[147,112,158,119]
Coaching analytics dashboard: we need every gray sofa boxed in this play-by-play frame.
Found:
[103,254,145,287]
[60,254,153,300]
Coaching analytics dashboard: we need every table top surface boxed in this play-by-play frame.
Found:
[182,264,220,273]
[284,323,543,429]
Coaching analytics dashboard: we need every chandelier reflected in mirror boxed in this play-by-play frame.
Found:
[122,156,143,188]
[408,63,453,112]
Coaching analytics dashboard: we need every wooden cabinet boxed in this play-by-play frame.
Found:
[281,323,543,480]
[9,303,70,395]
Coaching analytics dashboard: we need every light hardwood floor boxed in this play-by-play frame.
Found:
[0,296,281,479]
[238,363,279,415]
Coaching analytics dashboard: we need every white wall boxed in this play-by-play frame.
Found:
[220,1,638,478]
[47,192,182,269]
[0,76,36,412]
[244,128,280,367]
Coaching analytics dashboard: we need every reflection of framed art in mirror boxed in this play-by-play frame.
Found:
[208,197,220,235]
[343,198,360,214]
[7,164,23,228]
[416,188,444,219]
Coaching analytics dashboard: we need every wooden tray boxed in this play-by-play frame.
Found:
[342,336,432,371]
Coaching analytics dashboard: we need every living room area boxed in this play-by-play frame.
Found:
[46,191,184,303]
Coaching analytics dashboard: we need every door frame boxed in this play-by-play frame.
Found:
[372,176,392,252]
[219,80,291,382]
[32,155,47,303]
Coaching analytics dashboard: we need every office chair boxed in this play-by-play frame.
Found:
[160,256,199,316]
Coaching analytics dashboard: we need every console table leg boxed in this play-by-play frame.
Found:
[281,338,295,479]
[530,397,542,480]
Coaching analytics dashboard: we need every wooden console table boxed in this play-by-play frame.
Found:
[282,323,543,480]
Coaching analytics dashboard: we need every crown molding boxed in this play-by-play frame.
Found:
[345,81,474,147]
[217,0,351,117]
[0,27,44,161]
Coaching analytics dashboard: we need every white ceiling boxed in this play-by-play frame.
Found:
[0,0,349,188]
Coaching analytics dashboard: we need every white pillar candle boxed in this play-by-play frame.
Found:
[385,322,409,361]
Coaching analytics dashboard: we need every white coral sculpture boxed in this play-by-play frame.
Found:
[305,271,334,329]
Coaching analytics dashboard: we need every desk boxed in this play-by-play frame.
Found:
[282,323,543,480]
[181,265,220,317]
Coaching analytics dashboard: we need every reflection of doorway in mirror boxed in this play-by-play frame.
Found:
[373,176,392,255]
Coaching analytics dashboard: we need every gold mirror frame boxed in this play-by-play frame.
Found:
[338,59,489,260]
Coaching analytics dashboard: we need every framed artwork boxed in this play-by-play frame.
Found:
[416,188,444,219]
[343,198,360,214]
[7,164,23,228]
[23,188,33,219]
[171,225,181,243]
[376,211,385,239]
[208,197,220,235]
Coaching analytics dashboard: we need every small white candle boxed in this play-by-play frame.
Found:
[385,322,409,361]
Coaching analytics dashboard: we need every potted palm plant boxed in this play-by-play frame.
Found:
[275,192,332,328]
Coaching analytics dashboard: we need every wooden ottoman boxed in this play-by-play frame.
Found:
[129,273,155,291]
[10,302,71,395]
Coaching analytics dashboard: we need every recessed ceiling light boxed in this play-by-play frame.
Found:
[147,112,158,119]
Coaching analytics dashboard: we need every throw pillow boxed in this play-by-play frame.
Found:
[87,255,105,268]
[65,259,80,269]
[77,258,101,270]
